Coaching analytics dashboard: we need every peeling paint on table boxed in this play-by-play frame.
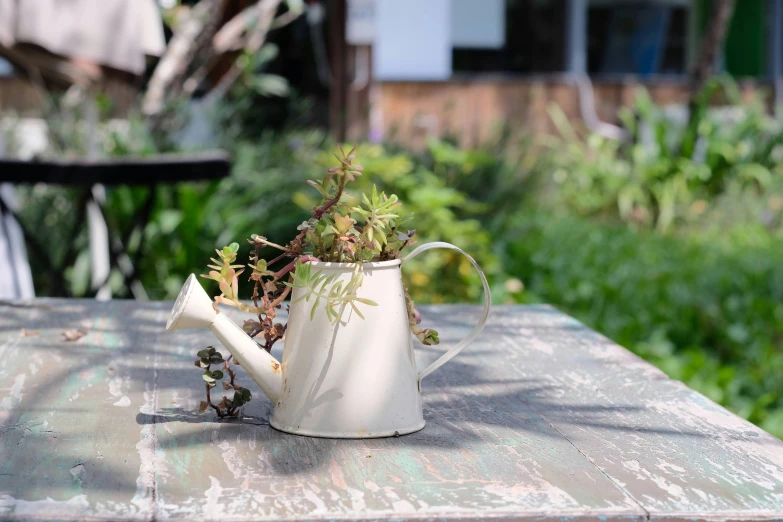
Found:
[0,301,782,521]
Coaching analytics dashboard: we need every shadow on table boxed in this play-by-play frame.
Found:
[132,348,714,477]
[0,300,724,484]
[137,408,270,426]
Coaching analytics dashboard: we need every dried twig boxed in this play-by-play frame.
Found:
[62,329,87,342]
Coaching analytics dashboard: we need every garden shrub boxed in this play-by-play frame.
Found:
[504,213,783,437]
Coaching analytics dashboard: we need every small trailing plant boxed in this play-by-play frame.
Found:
[194,346,251,418]
[194,145,438,416]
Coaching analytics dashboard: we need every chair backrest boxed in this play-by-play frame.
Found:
[0,152,231,298]
[0,185,35,298]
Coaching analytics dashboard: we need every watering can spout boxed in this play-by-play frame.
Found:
[166,274,283,404]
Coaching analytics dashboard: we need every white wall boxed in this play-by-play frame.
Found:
[451,0,504,48]
[0,57,13,76]
[373,0,452,80]
[368,0,505,80]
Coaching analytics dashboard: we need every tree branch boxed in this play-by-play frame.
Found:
[203,0,284,106]
[143,0,227,117]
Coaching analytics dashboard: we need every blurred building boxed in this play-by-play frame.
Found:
[1,0,779,148]
[334,0,783,146]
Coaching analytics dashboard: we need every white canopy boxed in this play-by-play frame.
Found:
[0,0,165,75]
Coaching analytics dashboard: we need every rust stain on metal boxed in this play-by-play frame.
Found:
[270,360,281,373]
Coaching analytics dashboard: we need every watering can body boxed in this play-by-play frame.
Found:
[273,259,424,437]
[166,242,490,438]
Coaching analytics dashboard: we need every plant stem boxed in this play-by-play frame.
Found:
[274,258,299,280]
[254,237,290,251]
[267,251,290,266]
[225,356,237,388]
[205,381,224,417]
[251,243,262,312]
[268,278,292,308]
[313,177,346,219]
[274,255,317,280]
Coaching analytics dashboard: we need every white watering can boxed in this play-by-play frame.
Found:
[166,242,490,438]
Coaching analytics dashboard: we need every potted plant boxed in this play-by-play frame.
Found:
[166,145,490,438]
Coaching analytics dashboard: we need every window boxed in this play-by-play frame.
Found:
[452,0,566,74]
[450,0,691,77]
[587,0,690,76]
[0,57,13,77]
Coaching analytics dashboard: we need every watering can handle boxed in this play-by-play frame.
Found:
[402,241,492,386]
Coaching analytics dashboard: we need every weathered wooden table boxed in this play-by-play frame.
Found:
[1,301,783,521]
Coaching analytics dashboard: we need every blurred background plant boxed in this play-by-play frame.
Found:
[495,78,783,436]
[4,0,783,438]
[10,73,783,437]
[541,77,783,233]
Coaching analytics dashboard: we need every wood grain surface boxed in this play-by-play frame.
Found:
[0,300,781,521]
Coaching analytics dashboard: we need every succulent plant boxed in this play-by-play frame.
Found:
[194,145,437,416]
[194,346,250,418]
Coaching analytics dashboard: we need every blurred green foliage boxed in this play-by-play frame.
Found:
[205,134,512,303]
[10,75,783,436]
[504,213,783,436]
[219,136,515,304]
[505,77,783,437]
[542,77,783,232]
[15,129,513,304]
